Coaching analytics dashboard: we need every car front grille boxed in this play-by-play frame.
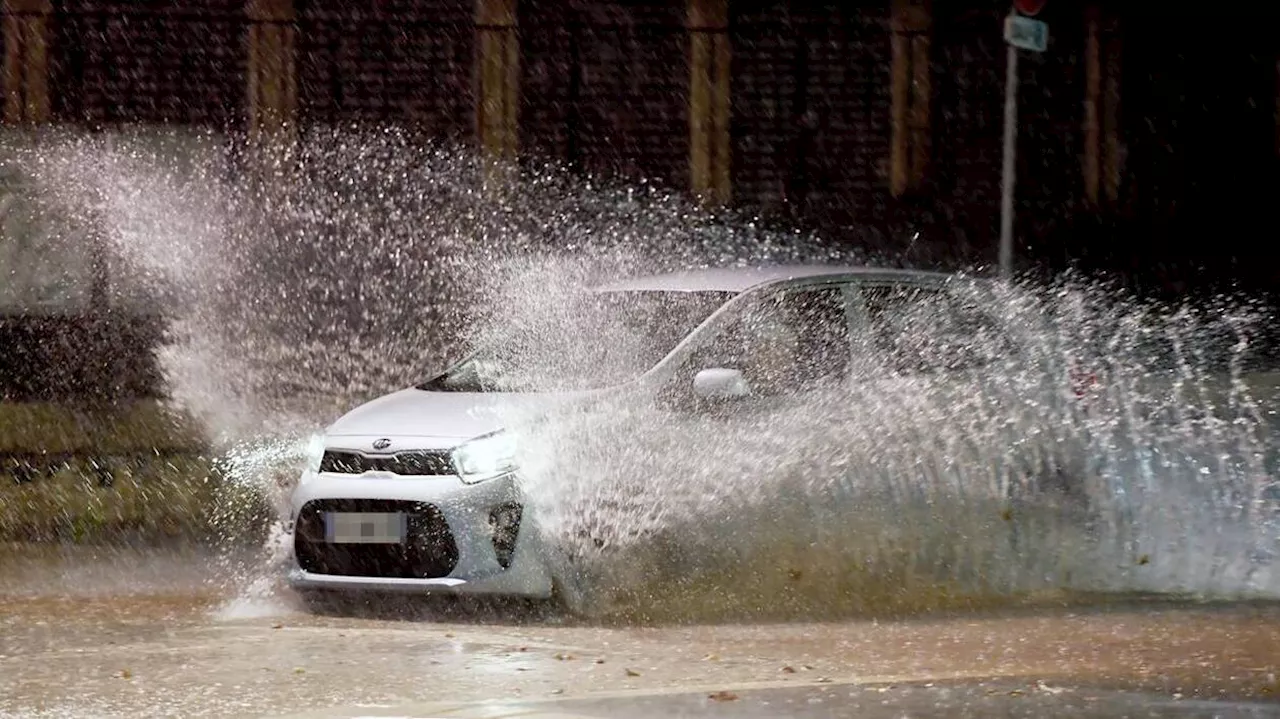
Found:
[319,449,454,476]
[293,499,459,579]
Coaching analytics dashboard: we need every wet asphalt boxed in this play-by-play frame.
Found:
[2,545,1280,718]
[279,681,1280,719]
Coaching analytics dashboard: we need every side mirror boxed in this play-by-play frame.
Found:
[693,368,751,400]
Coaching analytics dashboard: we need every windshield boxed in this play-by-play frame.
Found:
[418,289,736,392]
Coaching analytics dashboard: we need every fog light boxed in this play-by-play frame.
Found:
[488,502,523,570]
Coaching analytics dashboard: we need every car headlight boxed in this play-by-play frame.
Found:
[302,433,326,475]
[451,430,517,484]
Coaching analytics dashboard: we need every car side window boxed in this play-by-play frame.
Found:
[680,286,852,397]
[859,284,1008,374]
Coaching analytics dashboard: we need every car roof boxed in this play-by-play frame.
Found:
[592,264,954,294]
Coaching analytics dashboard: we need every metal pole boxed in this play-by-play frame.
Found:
[998,41,1019,278]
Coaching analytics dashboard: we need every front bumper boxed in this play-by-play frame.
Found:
[284,471,554,599]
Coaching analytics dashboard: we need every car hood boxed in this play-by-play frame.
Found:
[323,388,561,449]
[325,388,540,445]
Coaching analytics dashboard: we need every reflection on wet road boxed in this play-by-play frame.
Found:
[283,682,1280,719]
[2,545,1279,718]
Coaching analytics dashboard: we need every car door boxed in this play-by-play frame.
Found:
[849,279,1089,503]
[851,280,1010,379]
[657,282,858,418]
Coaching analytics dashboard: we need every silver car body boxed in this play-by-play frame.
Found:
[285,265,1004,600]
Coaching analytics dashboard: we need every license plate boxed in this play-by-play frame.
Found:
[324,512,406,544]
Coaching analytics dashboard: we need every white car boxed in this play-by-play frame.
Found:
[285,264,1066,605]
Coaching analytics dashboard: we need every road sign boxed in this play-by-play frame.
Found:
[1004,14,1048,53]
[1013,0,1046,16]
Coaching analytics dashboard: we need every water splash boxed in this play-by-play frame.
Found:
[506,274,1279,620]
[6,128,1277,622]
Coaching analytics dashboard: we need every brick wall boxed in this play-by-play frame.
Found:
[296,0,473,135]
[6,0,1276,298]
[51,0,246,126]
[519,0,689,188]
[926,2,1004,265]
[49,0,477,133]
[731,1,891,247]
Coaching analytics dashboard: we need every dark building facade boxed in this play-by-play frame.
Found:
[2,0,1279,400]
[4,0,1277,283]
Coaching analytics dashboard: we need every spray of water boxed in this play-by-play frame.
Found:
[6,128,1277,622]
[501,273,1279,620]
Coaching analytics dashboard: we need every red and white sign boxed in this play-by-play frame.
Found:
[1013,0,1046,16]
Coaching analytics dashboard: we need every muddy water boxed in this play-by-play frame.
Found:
[2,547,1279,718]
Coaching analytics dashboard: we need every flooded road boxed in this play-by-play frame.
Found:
[3,545,1280,718]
